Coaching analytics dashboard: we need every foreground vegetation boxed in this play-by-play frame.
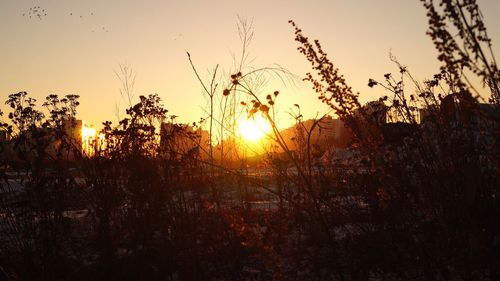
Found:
[0,0,498,280]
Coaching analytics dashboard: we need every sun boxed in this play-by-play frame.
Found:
[81,125,97,155]
[238,114,272,142]
[81,126,96,141]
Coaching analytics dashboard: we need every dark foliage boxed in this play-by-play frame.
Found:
[0,1,498,280]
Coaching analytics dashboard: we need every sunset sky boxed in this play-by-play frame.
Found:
[1,0,499,129]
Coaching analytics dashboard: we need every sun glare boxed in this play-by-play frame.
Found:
[82,126,96,141]
[238,114,272,142]
[81,125,97,156]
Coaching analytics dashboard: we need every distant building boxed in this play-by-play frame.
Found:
[279,116,354,154]
[63,118,83,152]
[160,122,209,160]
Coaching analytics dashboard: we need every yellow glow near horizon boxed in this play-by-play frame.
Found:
[238,114,272,142]
[81,125,97,156]
[82,126,96,141]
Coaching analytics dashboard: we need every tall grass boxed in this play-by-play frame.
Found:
[0,1,498,280]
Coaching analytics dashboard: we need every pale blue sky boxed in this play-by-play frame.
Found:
[1,0,499,128]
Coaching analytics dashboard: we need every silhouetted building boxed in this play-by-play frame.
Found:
[280,116,354,154]
[160,122,209,160]
[63,118,83,152]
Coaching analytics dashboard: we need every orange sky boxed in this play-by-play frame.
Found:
[1,0,499,129]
